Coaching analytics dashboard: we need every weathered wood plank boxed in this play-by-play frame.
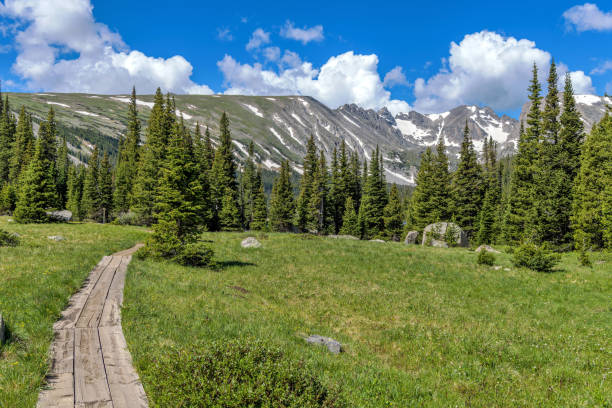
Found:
[37,372,74,408]
[99,326,148,408]
[48,329,74,375]
[74,328,110,404]
[99,257,129,327]
[54,256,113,330]
[76,256,122,328]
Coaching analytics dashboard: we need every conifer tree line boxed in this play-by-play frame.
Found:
[407,61,612,250]
[1,69,609,251]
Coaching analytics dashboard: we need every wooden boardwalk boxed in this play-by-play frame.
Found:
[37,244,148,408]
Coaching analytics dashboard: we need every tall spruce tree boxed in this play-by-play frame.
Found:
[296,135,318,231]
[269,160,295,232]
[0,86,15,184]
[131,88,166,224]
[192,123,213,230]
[571,112,611,249]
[9,107,34,183]
[210,112,238,230]
[504,65,542,244]
[431,137,451,220]
[451,123,484,239]
[250,168,268,231]
[241,141,257,229]
[339,196,359,236]
[409,147,436,230]
[307,151,330,234]
[66,165,83,221]
[98,152,113,223]
[81,145,100,219]
[114,86,141,213]
[14,137,55,223]
[384,184,403,241]
[358,147,386,239]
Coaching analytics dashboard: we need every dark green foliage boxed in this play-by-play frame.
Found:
[173,241,215,267]
[572,112,612,249]
[383,184,403,241]
[409,148,435,230]
[210,112,238,231]
[431,137,451,220]
[98,152,113,223]
[307,151,330,234]
[66,166,84,221]
[0,183,16,214]
[269,160,295,232]
[13,140,53,223]
[240,141,257,229]
[9,107,34,183]
[142,340,346,408]
[296,135,318,231]
[578,249,592,268]
[219,186,242,231]
[512,242,560,272]
[114,87,141,214]
[451,123,484,239]
[0,228,19,247]
[339,196,359,236]
[358,147,387,239]
[56,136,69,208]
[477,139,502,245]
[250,177,268,231]
[477,250,495,266]
[80,145,100,220]
[0,87,16,184]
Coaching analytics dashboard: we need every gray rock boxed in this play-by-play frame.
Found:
[422,222,468,247]
[306,335,342,354]
[328,234,359,240]
[475,244,501,254]
[493,265,502,270]
[47,235,65,241]
[7,219,13,222]
[404,231,418,244]
[369,239,385,243]
[241,237,261,248]
[0,314,5,345]
[46,210,73,222]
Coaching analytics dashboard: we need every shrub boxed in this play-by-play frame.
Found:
[111,211,142,226]
[477,250,495,266]
[512,242,560,272]
[144,340,346,408]
[0,229,19,247]
[578,249,592,268]
[444,223,460,247]
[173,242,214,267]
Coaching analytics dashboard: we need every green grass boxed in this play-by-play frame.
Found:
[0,217,147,407]
[123,233,612,407]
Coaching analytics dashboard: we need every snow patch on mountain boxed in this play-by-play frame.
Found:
[110,97,155,109]
[47,101,70,108]
[242,103,264,118]
[269,127,287,147]
[574,94,603,106]
[76,110,99,117]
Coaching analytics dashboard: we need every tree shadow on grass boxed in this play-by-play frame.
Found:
[213,260,256,271]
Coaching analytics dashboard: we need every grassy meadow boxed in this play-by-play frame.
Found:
[122,232,611,407]
[0,217,147,407]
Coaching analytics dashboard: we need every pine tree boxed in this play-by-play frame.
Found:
[210,112,238,230]
[114,86,141,213]
[203,126,215,171]
[250,169,268,231]
[572,112,612,249]
[192,123,213,230]
[409,147,436,230]
[477,143,503,245]
[339,196,359,236]
[349,152,362,207]
[56,135,69,208]
[296,135,318,231]
[431,137,451,220]
[358,147,386,239]
[269,160,295,232]
[329,147,342,233]
[0,183,16,214]
[241,141,257,229]
[0,86,15,184]
[131,88,166,224]
[9,107,34,183]
[81,145,100,219]
[384,184,403,241]
[307,151,330,234]
[14,138,54,223]
[149,119,203,257]
[504,65,542,244]
[66,165,83,221]
[451,123,484,239]
[98,152,113,223]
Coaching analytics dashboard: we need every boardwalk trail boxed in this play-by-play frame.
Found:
[37,244,148,408]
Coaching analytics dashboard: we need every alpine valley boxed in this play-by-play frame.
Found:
[5,92,611,185]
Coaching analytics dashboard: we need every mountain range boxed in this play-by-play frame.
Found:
[5,92,611,185]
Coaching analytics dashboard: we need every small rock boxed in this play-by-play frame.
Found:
[241,237,261,248]
[7,219,13,223]
[422,222,469,247]
[431,240,449,248]
[306,335,342,354]
[475,244,501,254]
[404,230,418,245]
[595,260,605,265]
[0,314,5,345]
[493,266,502,270]
[370,239,385,243]
[47,235,65,241]
[504,267,510,271]
[328,235,359,240]
[46,210,73,222]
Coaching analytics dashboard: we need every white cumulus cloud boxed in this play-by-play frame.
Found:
[413,31,593,113]
[563,3,612,32]
[246,28,270,51]
[217,51,410,115]
[591,60,612,74]
[383,66,409,87]
[280,21,324,44]
[0,0,212,94]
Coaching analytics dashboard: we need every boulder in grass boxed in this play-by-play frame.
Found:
[328,235,359,240]
[241,237,261,248]
[422,222,468,248]
[47,235,65,241]
[46,210,72,222]
[369,239,385,243]
[306,335,342,354]
[404,231,418,245]
[475,244,501,254]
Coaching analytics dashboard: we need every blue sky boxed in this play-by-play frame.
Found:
[0,0,611,117]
